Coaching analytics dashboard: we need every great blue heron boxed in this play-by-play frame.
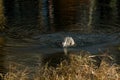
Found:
[62,37,75,55]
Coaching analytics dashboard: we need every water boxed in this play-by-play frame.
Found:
[2,32,120,65]
[0,48,6,76]
[0,0,120,74]
[2,0,120,33]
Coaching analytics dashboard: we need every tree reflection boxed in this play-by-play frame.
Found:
[94,0,119,32]
[0,48,6,78]
[0,0,6,31]
[53,0,79,31]
[2,0,120,33]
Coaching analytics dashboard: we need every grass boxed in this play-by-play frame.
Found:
[1,52,120,80]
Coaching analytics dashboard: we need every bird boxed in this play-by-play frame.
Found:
[62,37,75,55]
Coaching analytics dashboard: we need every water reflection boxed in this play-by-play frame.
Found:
[53,0,95,32]
[0,0,5,31]
[38,0,50,32]
[117,0,120,24]
[53,0,79,31]
[4,0,39,34]
[2,0,120,33]
[94,0,119,31]
[0,36,6,76]
[0,34,6,75]
[0,48,6,75]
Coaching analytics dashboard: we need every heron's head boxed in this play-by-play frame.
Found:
[62,37,75,47]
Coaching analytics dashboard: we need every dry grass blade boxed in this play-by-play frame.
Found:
[1,53,120,80]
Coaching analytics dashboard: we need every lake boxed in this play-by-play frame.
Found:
[0,0,120,74]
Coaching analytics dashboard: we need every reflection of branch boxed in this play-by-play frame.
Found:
[48,0,54,31]
[0,0,6,31]
[94,23,120,33]
[97,24,119,28]
[48,0,54,21]
[87,0,95,32]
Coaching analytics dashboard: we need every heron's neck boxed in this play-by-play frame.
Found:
[64,47,68,55]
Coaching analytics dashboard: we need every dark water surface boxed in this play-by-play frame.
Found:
[1,32,120,67]
[2,0,120,33]
[0,0,120,73]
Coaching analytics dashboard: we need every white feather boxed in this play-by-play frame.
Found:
[62,37,75,47]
